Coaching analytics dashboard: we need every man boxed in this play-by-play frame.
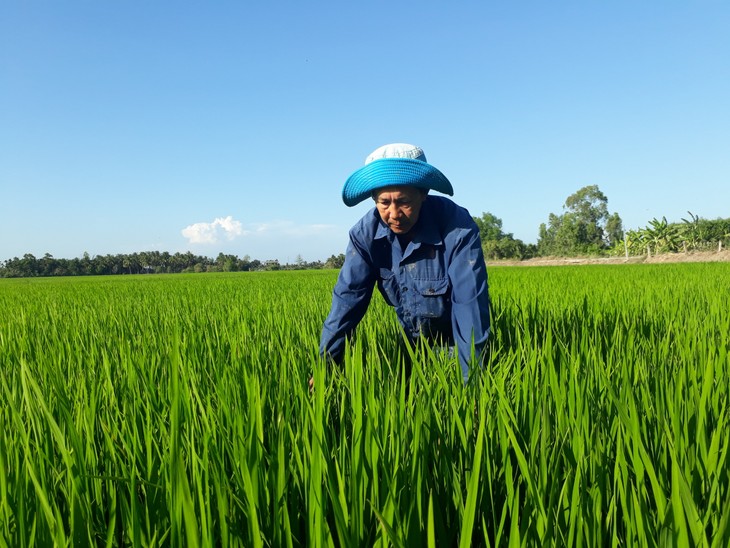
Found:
[319,143,490,383]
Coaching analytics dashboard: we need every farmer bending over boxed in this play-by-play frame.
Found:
[319,143,490,383]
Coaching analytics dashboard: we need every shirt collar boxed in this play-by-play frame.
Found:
[411,199,443,247]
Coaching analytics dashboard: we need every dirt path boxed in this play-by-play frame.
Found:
[491,250,730,267]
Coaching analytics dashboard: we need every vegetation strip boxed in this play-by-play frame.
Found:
[0,264,728,545]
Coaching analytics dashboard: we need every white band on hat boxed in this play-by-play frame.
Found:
[365,143,427,164]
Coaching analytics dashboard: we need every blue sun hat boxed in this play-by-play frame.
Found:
[342,143,454,207]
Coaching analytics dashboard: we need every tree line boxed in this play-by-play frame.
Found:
[3,184,728,278]
[0,251,346,278]
[474,184,730,260]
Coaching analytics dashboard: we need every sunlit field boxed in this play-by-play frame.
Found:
[1,264,729,546]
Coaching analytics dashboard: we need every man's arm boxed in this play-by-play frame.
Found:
[447,227,491,382]
[319,236,376,364]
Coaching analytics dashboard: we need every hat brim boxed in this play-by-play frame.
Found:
[342,158,453,207]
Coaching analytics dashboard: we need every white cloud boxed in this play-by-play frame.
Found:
[181,217,338,247]
[216,216,244,237]
[181,216,245,244]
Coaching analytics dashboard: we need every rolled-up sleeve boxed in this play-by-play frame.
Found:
[447,228,491,378]
[319,235,376,364]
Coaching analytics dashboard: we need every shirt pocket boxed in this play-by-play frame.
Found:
[414,277,449,318]
[377,268,399,306]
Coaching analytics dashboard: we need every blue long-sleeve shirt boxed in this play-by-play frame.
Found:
[320,196,490,379]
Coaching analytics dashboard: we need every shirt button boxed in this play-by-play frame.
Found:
[401,286,408,292]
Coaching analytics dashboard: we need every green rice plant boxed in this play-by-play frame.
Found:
[0,264,728,546]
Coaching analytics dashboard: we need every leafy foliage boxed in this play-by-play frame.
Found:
[0,251,338,278]
[324,253,346,269]
[622,212,730,256]
[538,185,623,256]
[472,212,536,260]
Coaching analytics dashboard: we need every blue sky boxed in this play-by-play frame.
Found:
[2,1,728,262]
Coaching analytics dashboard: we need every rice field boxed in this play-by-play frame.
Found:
[0,263,729,546]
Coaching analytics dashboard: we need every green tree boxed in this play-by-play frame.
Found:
[472,212,533,260]
[605,212,624,248]
[472,212,504,242]
[324,254,345,269]
[642,217,681,253]
[538,185,623,256]
[216,252,238,272]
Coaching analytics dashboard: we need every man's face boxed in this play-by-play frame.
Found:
[374,186,427,235]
